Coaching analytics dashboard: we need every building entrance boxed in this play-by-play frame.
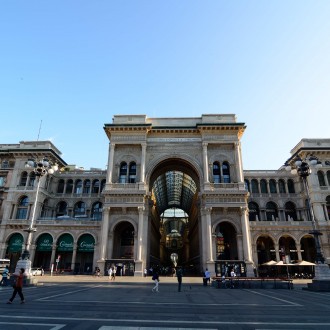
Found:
[148,160,201,275]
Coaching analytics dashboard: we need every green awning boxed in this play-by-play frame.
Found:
[77,234,95,252]
[57,234,74,252]
[36,233,53,252]
[8,233,24,252]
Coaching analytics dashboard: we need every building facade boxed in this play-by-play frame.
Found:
[0,114,330,277]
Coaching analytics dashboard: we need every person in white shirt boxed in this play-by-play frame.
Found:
[204,268,211,285]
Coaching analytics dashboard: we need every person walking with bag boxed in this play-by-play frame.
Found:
[7,268,25,304]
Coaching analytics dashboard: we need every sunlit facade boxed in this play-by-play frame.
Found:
[0,116,329,277]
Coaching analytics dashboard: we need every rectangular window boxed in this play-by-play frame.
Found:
[0,176,5,187]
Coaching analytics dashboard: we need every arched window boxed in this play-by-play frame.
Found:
[317,171,326,187]
[66,179,73,194]
[19,171,28,186]
[279,179,286,193]
[222,162,230,183]
[213,162,221,183]
[266,201,278,221]
[327,171,330,187]
[119,162,128,183]
[285,201,297,221]
[92,179,100,193]
[74,201,86,217]
[75,179,82,194]
[244,179,250,192]
[260,179,268,193]
[248,202,260,221]
[28,172,36,187]
[129,162,137,183]
[100,179,106,192]
[269,179,277,193]
[251,179,259,193]
[91,202,103,220]
[57,179,65,193]
[56,201,68,217]
[287,179,295,193]
[83,179,91,193]
[16,196,29,219]
[326,196,330,220]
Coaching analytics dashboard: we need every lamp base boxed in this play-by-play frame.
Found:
[306,264,330,291]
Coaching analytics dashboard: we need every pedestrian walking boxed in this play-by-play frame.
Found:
[7,268,25,304]
[144,268,147,277]
[151,271,159,292]
[0,265,9,286]
[176,267,183,292]
[204,268,211,286]
[111,267,116,281]
[108,267,112,280]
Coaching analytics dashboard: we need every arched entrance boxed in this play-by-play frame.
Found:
[56,233,74,271]
[106,221,135,276]
[75,234,95,274]
[34,233,53,269]
[148,159,200,275]
[6,233,24,272]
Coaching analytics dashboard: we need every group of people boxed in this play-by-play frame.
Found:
[151,266,184,293]
[108,266,117,280]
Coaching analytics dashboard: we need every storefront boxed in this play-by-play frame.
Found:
[6,233,24,272]
[56,233,73,270]
[75,234,95,274]
[34,233,53,270]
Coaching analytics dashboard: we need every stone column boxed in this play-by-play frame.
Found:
[202,143,209,183]
[71,243,77,271]
[135,206,147,276]
[99,207,110,260]
[236,234,244,260]
[235,142,244,183]
[297,247,303,261]
[274,244,280,262]
[240,207,254,276]
[202,207,214,274]
[50,244,57,270]
[106,143,115,184]
[140,143,146,183]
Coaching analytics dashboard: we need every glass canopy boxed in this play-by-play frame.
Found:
[152,170,197,216]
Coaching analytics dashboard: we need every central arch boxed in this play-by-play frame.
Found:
[147,158,201,275]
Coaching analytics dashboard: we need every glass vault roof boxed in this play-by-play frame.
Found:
[152,171,197,215]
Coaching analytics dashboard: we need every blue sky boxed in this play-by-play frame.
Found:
[1,1,329,170]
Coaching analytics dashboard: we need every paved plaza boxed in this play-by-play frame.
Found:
[1,276,330,330]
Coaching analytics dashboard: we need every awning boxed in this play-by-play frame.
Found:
[57,234,74,252]
[77,234,95,252]
[36,233,53,252]
[7,233,24,252]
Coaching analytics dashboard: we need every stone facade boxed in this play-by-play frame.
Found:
[0,116,329,277]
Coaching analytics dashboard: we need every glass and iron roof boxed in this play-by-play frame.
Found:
[152,171,197,215]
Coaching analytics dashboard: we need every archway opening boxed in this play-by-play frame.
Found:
[149,159,200,275]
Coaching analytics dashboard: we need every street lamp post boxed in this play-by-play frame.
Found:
[285,155,330,288]
[17,158,59,275]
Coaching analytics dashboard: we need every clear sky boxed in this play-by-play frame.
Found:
[1,1,329,170]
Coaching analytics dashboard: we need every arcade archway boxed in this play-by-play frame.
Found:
[148,159,200,275]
